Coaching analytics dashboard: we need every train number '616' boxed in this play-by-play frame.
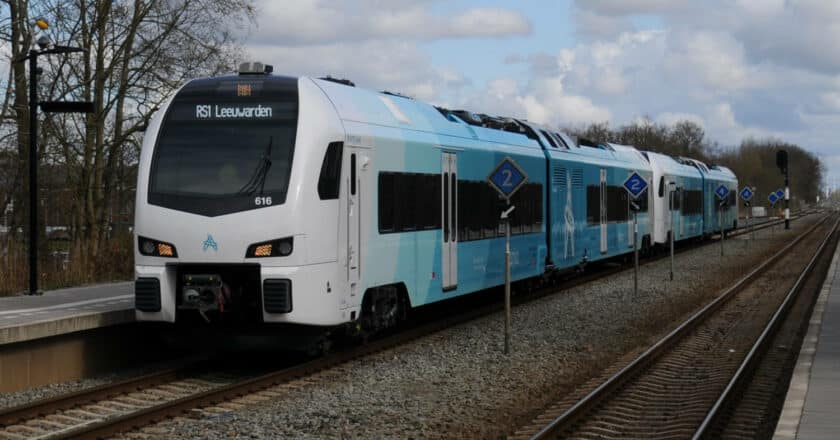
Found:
[255,196,272,206]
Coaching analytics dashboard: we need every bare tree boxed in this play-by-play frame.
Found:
[9,0,254,261]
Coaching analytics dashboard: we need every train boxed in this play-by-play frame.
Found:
[133,62,738,335]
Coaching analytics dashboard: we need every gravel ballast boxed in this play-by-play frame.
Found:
[142,217,825,439]
[4,218,817,438]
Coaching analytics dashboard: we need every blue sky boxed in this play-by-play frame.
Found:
[244,0,840,193]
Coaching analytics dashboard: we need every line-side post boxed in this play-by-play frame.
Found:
[504,203,511,355]
[745,204,750,248]
[633,210,638,295]
[719,207,724,257]
[487,157,527,355]
[669,188,674,281]
[27,50,38,296]
[784,182,790,230]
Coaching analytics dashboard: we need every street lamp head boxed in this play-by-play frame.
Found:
[36,35,51,50]
[35,19,49,30]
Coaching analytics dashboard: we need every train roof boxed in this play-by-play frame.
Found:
[311,76,540,149]
[644,151,702,179]
[680,157,737,183]
[606,143,650,167]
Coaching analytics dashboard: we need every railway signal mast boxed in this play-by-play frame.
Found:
[776,150,790,229]
[623,172,648,297]
[487,156,528,355]
[739,187,755,246]
[715,184,730,257]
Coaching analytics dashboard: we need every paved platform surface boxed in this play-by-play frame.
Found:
[0,282,134,345]
[775,238,840,439]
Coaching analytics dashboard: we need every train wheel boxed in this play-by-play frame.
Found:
[359,284,409,338]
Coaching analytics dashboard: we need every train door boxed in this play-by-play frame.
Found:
[347,150,361,296]
[600,169,607,253]
[442,152,458,291]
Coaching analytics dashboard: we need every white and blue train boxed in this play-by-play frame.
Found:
[133,63,738,333]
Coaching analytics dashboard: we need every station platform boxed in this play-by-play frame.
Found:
[775,238,840,439]
[0,282,134,346]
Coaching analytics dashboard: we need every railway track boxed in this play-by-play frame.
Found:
[0,212,813,440]
[514,212,836,439]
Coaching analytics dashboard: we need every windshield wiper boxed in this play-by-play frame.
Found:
[237,136,273,196]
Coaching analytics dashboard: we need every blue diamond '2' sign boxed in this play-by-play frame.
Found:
[739,187,754,201]
[715,184,730,200]
[768,193,779,204]
[622,172,648,199]
[775,189,785,199]
[487,156,528,200]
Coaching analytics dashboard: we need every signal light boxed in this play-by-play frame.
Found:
[776,150,788,175]
[246,237,293,258]
[138,236,178,258]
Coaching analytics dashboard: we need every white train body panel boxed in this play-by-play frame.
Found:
[135,77,354,326]
[645,151,704,244]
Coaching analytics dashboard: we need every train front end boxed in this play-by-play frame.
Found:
[133,66,351,328]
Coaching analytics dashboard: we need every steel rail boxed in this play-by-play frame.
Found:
[529,213,830,439]
[0,360,205,428]
[692,216,839,438]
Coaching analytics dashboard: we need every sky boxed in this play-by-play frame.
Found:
[239,0,840,191]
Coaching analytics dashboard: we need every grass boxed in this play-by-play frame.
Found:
[0,236,134,296]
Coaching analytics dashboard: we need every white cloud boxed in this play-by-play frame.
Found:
[250,1,530,45]
[246,40,449,101]
[577,0,689,16]
[663,31,751,92]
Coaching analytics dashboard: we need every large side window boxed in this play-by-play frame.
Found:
[726,190,736,209]
[317,142,343,200]
[681,189,702,215]
[586,185,600,225]
[378,173,395,232]
[419,174,441,230]
[456,180,543,242]
[634,189,649,213]
[606,185,629,222]
[378,172,441,234]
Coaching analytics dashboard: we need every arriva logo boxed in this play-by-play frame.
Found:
[202,234,218,252]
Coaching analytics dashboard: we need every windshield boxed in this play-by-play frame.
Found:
[148,77,298,217]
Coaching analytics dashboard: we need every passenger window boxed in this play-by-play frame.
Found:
[586,185,600,224]
[378,172,442,234]
[350,154,356,195]
[378,173,395,232]
[317,142,343,200]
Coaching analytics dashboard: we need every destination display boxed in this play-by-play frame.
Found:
[166,101,296,122]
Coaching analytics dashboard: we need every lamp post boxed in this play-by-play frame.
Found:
[15,20,92,295]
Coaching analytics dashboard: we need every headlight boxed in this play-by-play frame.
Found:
[138,236,178,258]
[246,237,293,258]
